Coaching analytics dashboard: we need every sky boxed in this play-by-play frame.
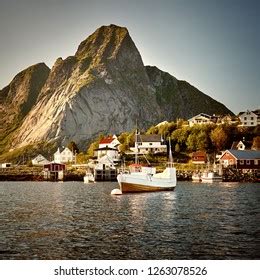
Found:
[0,0,259,114]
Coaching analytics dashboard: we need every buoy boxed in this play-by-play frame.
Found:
[111,188,122,195]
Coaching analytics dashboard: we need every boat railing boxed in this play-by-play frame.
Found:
[166,162,175,168]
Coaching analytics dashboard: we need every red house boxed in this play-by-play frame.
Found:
[192,151,207,164]
[43,163,66,180]
[220,150,260,170]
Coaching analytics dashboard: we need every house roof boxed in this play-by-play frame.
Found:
[222,150,260,160]
[99,136,115,144]
[188,113,212,121]
[253,109,260,116]
[192,151,206,157]
[231,140,252,150]
[94,147,118,151]
[238,109,260,116]
[136,134,162,142]
[33,154,47,161]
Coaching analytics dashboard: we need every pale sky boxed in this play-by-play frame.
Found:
[0,0,259,114]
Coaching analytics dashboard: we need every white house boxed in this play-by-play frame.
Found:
[54,147,75,163]
[188,113,217,127]
[231,140,252,151]
[238,109,260,127]
[32,154,50,166]
[131,134,167,154]
[1,163,12,168]
[95,135,120,161]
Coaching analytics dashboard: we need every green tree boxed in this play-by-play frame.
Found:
[146,125,158,134]
[252,136,260,150]
[76,152,88,164]
[67,141,79,154]
[86,134,104,158]
[186,133,198,151]
[175,143,181,153]
[210,126,228,151]
[171,127,190,148]
[197,131,210,151]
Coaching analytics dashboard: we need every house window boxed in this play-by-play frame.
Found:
[246,160,251,165]
[251,117,254,120]
[251,122,254,125]
[254,160,258,165]
[149,143,152,145]
[244,122,247,125]
[240,160,244,165]
[244,117,247,120]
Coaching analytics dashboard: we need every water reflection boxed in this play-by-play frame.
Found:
[0,181,259,259]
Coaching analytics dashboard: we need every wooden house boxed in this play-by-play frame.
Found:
[192,151,207,164]
[54,147,75,163]
[188,113,218,127]
[238,109,260,127]
[131,134,167,154]
[43,162,66,180]
[32,154,50,166]
[220,150,260,170]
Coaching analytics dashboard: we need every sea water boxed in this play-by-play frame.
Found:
[0,181,259,259]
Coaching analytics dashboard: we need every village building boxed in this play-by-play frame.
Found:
[219,150,260,170]
[191,151,207,164]
[130,134,167,154]
[43,162,66,180]
[32,154,50,166]
[95,135,120,162]
[1,163,12,168]
[219,115,239,125]
[54,147,75,163]
[231,140,252,151]
[94,154,117,181]
[238,109,260,127]
[188,113,218,127]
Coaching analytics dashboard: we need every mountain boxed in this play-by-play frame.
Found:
[146,66,233,120]
[0,63,50,150]
[1,24,233,151]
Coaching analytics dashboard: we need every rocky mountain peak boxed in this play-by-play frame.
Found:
[75,24,129,62]
[0,24,233,152]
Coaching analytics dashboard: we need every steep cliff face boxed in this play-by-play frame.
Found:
[146,66,233,120]
[0,63,50,150]
[11,24,161,148]
[2,24,233,151]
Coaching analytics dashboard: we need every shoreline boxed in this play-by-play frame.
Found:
[0,172,259,183]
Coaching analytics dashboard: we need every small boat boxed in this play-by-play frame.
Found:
[201,171,222,183]
[84,172,95,183]
[116,135,176,193]
[192,172,201,182]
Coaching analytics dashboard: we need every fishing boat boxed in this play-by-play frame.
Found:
[201,171,222,183]
[116,135,176,193]
[84,172,95,183]
[192,172,201,182]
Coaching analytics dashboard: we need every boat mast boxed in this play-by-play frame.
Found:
[168,138,173,166]
[135,128,139,165]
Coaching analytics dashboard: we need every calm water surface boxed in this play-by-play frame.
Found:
[0,181,259,259]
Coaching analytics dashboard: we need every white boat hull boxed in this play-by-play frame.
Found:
[201,172,222,183]
[192,174,201,182]
[84,174,95,183]
[117,167,176,193]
